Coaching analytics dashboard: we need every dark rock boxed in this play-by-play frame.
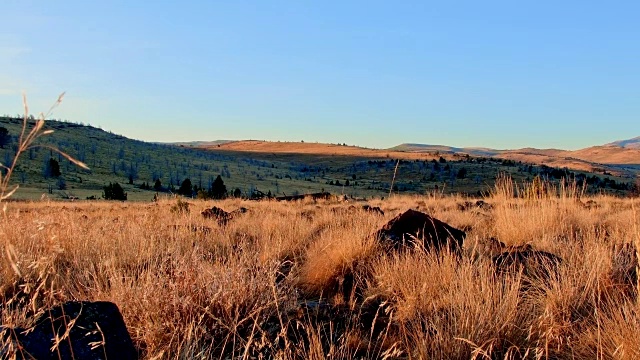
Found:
[331,205,355,214]
[356,295,393,340]
[282,300,351,355]
[581,199,600,210]
[457,200,492,212]
[201,206,248,225]
[456,201,474,211]
[374,209,466,253]
[362,205,384,216]
[610,242,638,298]
[475,200,493,211]
[231,207,249,215]
[4,301,137,360]
[201,206,230,222]
[492,244,563,281]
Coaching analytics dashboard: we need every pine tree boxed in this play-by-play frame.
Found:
[210,175,227,199]
[178,178,193,197]
[103,183,127,200]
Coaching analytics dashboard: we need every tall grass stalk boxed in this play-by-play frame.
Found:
[0,93,88,202]
[388,159,400,199]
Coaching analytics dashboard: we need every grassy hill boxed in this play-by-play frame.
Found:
[0,116,635,200]
[394,141,640,177]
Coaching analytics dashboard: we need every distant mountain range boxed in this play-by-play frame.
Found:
[165,140,234,147]
[606,136,640,149]
[390,137,640,177]
[183,136,640,178]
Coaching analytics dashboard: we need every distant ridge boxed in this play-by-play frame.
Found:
[167,140,234,147]
[391,143,501,157]
[606,136,640,149]
[391,141,640,176]
[180,137,640,177]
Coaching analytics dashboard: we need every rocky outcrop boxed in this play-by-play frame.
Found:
[374,209,466,253]
[3,301,137,360]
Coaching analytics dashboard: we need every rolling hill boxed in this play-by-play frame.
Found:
[0,116,635,200]
[392,136,640,177]
[607,136,640,149]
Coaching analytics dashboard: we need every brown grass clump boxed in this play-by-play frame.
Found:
[2,176,640,358]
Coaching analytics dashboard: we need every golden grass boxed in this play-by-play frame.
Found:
[1,189,640,359]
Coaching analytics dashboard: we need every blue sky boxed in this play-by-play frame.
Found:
[1,1,638,150]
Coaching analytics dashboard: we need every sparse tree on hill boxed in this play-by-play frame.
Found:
[0,127,10,149]
[154,179,162,191]
[44,158,61,178]
[127,163,138,184]
[178,178,193,197]
[103,182,127,200]
[57,177,67,190]
[210,175,227,199]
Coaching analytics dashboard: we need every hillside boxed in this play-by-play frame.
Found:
[212,140,453,160]
[607,136,640,149]
[391,143,501,157]
[393,140,640,177]
[0,117,635,200]
[204,140,634,196]
[166,140,234,147]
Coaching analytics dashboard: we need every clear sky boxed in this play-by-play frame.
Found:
[1,1,638,150]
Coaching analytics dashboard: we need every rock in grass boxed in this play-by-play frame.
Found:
[362,205,384,215]
[4,301,137,360]
[374,209,466,253]
[610,242,638,297]
[201,206,248,225]
[492,243,563,281]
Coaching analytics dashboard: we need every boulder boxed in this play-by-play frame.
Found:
[475,200,493,211]
[362,205,384,216]
[374,209,466,253]
[582,199,600,210]
[4,301,137,360]
[492,244,563,281]
[201,206,248,225]
[457,200,492,212]
[610,242,638,297]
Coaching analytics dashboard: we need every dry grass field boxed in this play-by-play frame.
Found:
[1,178,640,359]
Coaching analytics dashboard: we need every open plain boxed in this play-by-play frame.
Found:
[2,180,640,359]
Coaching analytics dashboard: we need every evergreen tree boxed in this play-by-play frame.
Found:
[0,127,10,149]
[47,158,61,177]
[103,182,127,200]
[154,179,162,191]
[178,178,193,197]
[210,175,227,199]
